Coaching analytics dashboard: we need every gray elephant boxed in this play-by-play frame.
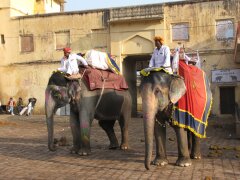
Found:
[140,68,212,170]
[45,70,132,155]
[140,70,191,170]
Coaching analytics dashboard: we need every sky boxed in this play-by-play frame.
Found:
[64,0,183,12]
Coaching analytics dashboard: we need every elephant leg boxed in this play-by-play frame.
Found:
[45,91,57,152]
[190,132,201,159]
[99,120,119,149]
[187,130,193,155]
[70,109,80,154]
[119,115,129,150]
[152,119,168,166]
[78,110,91,156]
[174,126,192,167]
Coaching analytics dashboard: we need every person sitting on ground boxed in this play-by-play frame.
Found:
[0,99,4,114]
[57,47,88,78]
[19,97,37,116]
[16,97,24,115]
[148,36,172,74]
[7,97,16,115]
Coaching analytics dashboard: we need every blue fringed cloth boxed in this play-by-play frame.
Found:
[106,54,120,75]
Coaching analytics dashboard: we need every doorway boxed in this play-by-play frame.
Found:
[122,55,150,117]
[220,86,235,114]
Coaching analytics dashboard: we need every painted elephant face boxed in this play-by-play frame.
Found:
[46,85,70,108]
[45,71,71,109]
[141,72,186,111]
[67,81,81,104]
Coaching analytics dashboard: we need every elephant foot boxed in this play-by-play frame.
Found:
[78,149,91,156]
[109,146,118,150]
[120,143,128,150]
[78,152,90,156]
[190,154,201,160]
[48,144,57,151]
[108,142,119,150]
[176,157,192,167]
[70,146,79,154]
[151,157,168,166]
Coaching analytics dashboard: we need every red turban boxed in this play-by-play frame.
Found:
[63,47,71,53]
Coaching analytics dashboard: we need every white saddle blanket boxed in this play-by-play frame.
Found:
[85,49,110,70]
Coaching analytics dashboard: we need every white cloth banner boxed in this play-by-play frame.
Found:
[85,49,110,70]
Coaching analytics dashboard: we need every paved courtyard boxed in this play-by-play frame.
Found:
[0,114,239,180]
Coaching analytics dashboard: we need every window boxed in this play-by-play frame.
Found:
[55,31,70,50]
[91,29,108,50]
[1,34,5,44]
[21,35,34,52]
[220,86,235,114]
[216,19,234,40]
[172,23,189,41]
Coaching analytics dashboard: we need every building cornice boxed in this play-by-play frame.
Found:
[10,0,223,20]
[109,5,163,22]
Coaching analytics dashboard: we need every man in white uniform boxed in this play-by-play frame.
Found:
[149,36,172,74]
[58,47,88,75]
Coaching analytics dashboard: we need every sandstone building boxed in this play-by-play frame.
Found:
[0,0,239,117]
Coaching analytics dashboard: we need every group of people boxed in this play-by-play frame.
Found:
[5,97,37,116]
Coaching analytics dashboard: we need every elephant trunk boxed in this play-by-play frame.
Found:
[45,87,57,151]
[143,112,155,170]
[141,85,158,170]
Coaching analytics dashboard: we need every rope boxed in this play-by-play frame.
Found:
[155,119,166,127]
[79,68,87,86]
[94,77,105,110]
[71,67,105,110]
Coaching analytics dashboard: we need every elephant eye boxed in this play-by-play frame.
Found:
[52,90,61,99]
[154,88,160,95]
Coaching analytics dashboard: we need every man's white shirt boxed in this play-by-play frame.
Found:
[149,45,171,67]
[58,54,88,75]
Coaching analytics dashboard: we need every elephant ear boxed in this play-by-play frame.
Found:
[169,77,186,104]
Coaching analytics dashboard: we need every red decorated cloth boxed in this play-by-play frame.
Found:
[178,60,207,119]
[172,60,212,138]
[80,67,128,91]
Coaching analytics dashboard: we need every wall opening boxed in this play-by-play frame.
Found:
[220,86,235,114]
[55,31,70,50]
[21,35,34,52]
[1,34,5,44]
[122,55,150,117]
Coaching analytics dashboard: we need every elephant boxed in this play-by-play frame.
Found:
[45,70,132,155]
[140,70,191,170]
[140,67,213,170]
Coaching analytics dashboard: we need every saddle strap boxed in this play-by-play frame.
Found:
[94,78,105,110]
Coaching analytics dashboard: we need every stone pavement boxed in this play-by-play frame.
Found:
[0,115,239,180]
